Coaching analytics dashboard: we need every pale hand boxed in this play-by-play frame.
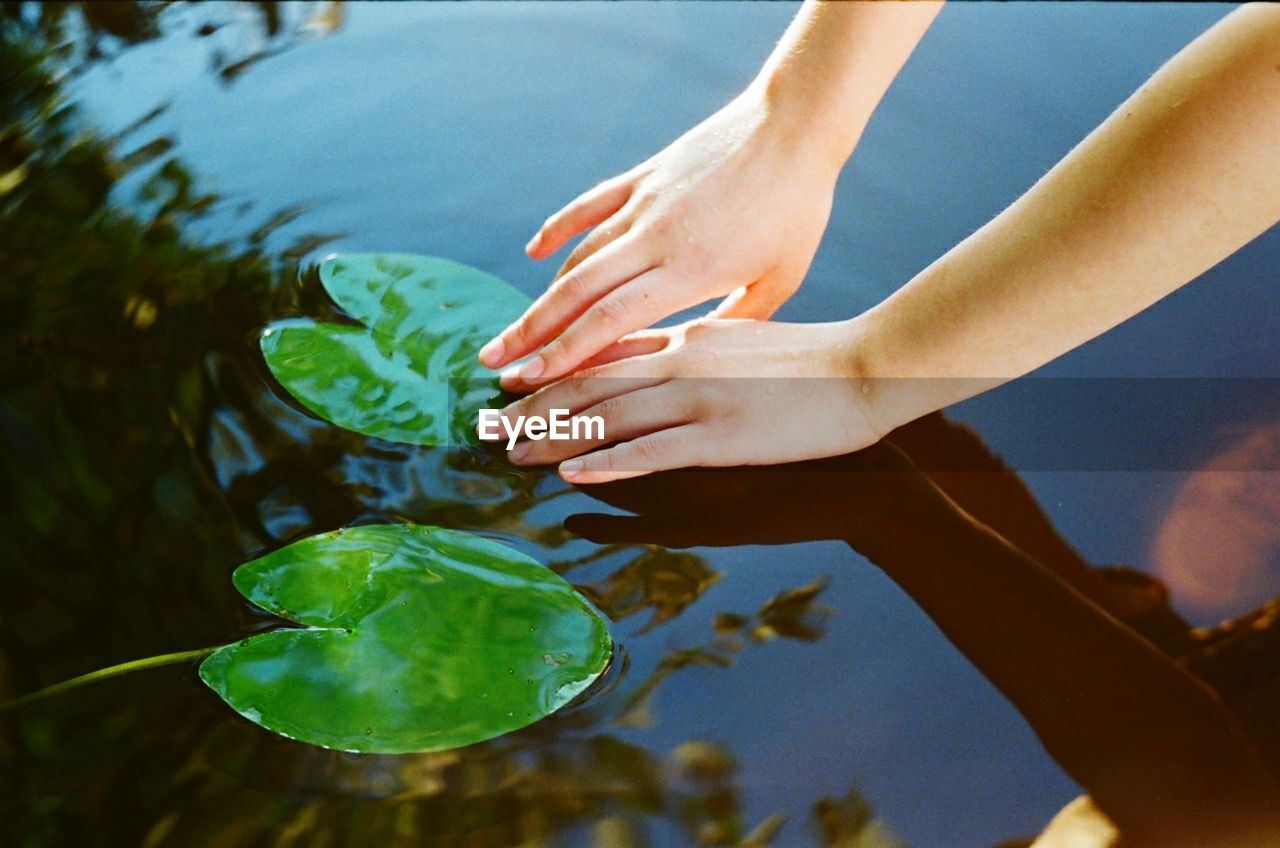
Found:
[479,92,840,391]
[485,318,884,484]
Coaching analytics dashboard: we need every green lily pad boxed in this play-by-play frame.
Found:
[198,524,612,753]
[261,253,530,445]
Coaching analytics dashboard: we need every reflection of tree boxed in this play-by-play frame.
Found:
[0,6,899,846]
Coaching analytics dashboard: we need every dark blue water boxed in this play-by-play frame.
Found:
[5,3,1279,846]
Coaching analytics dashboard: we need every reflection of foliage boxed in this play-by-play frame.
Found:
[813,792,908,848]
[5,1,344,79]
[576,547,723,632]
[0,4,901,847]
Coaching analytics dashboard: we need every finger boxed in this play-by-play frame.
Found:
[559,424,710,484]
[709,281,789,320]
[483,235,655,370]
[553,214,631,281]
[510,381,694,466]
[502,354,670,424]
[499,332,670,394]
[527,176,633,259]
[518,267,696,387]
[578,331,671,369]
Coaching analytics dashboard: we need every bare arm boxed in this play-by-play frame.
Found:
[483,0,941,388]
[858,4,1280,430]
[754,0,944,172]
[503,5,1280,486]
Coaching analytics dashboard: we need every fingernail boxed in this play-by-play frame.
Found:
[509,441,531,463]
[478,337,504,367]
[525,233,542,254]
[518,355,545,382]
[499,366,521,388]
[559,459,583,479]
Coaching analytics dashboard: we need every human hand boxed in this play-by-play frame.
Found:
[478,91,841,391]
[485,318,886,483]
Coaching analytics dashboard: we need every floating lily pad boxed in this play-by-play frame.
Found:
[262,253,530,445]
[199,524,611,753]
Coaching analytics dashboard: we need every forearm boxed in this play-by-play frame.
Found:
[750,0,942,171]
[859,512,1279,832]
[854,4,1280,429]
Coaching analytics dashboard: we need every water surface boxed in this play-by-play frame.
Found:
[3,3,1279,846]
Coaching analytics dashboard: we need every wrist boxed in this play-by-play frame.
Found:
[744,73,866,174]
[839,312,946,441]
[835,316,897,442]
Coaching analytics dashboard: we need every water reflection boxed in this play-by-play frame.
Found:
[572,416,1280,846]
[6,3,1280,847]
[1,8,898,845]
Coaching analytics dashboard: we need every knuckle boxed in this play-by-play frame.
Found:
[645,214,673,240]
[552,271,582,299]
[683,394,710,420]
[592,449,619,473]
[560,369,593,400]
[541,340,569,368]
[592,395,627,423]
[595,294,634,327]
[631,437,663,466]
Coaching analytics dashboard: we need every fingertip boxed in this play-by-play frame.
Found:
[525,231,544,258]
[478,337,505,368]
[498,366,524,393]
[508,441,532,464]
[517,355,545,383]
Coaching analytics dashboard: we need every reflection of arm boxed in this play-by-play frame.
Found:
[857,5,1280,431]
[857,508,1280,845]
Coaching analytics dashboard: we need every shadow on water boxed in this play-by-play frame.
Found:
[4,3,1280,848]
[575,416,1280,847]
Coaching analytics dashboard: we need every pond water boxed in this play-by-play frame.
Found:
[3,3,1280,847]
